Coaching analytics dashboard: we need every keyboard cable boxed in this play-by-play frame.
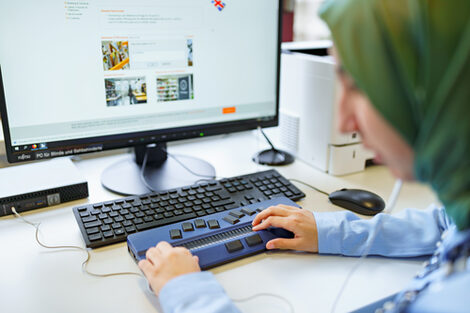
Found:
[11,207,143,279]
[287,178,330,197]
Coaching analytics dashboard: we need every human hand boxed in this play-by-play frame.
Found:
[138,241,201,295]
[252,204,319,252]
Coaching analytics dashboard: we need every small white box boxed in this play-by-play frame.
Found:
[279,41,374,175]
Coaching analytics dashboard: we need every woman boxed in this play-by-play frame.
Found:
[138,1,470,312]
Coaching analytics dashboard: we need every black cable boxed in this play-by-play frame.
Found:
[139,146,224,192]
[288,178,330,197]
[258,126,278,152]
[139,148,158,192]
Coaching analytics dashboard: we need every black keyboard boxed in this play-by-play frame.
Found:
[73,169,305,248]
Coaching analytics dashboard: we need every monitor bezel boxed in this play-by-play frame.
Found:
[0,0,282,164]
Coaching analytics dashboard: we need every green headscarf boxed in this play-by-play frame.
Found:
[319,0,470,230]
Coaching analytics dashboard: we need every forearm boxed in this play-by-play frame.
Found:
[159,272,240,313]
[313,205,451,257]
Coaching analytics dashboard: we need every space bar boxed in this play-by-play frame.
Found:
[136,213,197,231]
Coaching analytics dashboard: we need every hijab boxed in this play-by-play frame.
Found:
[319,0,470,230]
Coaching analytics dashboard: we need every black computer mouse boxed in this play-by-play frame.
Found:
[328,188,385,216]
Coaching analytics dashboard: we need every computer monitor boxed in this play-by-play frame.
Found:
[0,0,281,195]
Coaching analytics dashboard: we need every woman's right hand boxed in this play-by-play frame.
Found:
[251,204,319,253]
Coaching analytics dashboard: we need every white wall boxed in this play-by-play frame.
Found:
[294,0,330,41]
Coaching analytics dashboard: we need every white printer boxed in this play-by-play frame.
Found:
[278,41,374,175]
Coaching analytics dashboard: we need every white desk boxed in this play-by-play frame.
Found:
[0,131,439,313]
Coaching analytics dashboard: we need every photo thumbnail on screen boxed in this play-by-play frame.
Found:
[157,74,194,102]
[102,41,130,71]
[105,77,147,106]
[187,39,193,67]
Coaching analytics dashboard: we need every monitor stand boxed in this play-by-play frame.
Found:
[101,143,216,196]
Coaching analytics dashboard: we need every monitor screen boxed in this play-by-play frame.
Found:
[0,0,280,163]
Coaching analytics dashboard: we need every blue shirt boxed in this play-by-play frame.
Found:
[158,206,469,313]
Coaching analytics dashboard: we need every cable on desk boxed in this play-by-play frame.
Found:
[287,178,330,197]
[329,179,403,313]
[140,146,226,192]
[11,207,143,279]
[232,292,295,313]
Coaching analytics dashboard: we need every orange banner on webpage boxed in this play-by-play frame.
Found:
[222,107,236,114]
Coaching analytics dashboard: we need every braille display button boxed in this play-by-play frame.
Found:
[240,208,256,216]
[229,210,245,218]
[245,234,263,247]
[182,222,194,232]
[170,229,182,239]
[194,219,206,228]
[225,240,244,253]
[223,215,239,225]
[207,220,220,229]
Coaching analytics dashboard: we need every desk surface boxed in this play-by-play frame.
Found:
[0,131,439,313]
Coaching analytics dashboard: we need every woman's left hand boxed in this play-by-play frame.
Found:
[139,241,201,295]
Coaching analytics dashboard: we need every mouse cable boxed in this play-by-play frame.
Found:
[329,179,403,313]
[11,207,143,279]
[232,292,295,313]
[287,178,330,197]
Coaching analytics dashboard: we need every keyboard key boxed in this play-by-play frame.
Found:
[84,221,101,228]
[182,222,194,232]
[82,216,97,223]
[169,229,182,239]
[86,227,99,235]
[101,225,111,231]
[136,213,196,232]
[89,233,102,241]
[103,231,114,238]
[125,226,136,233]
[114,216,124,222]
[225,240,243,253]
[212,200,235,208]
[114,228,125,236]
[205,208,215,215]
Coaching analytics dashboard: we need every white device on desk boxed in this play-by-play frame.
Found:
[0,157,88,216]
[279,41,374,175]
